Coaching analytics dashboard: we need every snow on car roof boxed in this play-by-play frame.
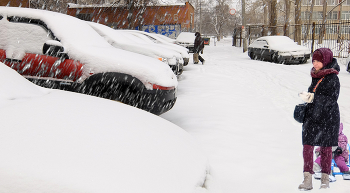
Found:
[0,6,177,89]
[87,22,180,59]
[126,30,189,57]
[176,32,195,44]
[258,36,295,46]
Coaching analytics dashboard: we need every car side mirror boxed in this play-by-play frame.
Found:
[43,40,68,59]
[263,45,269,48]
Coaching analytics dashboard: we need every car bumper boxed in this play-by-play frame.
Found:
[280,54,310,62]
[71,72,177,115]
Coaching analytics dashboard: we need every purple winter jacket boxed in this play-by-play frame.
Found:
[338,123,349,162]
[315,123,348,162]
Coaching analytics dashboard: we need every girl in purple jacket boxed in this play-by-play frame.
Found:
[314,123,350,180]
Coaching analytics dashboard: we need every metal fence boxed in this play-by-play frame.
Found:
[232,20,350,58]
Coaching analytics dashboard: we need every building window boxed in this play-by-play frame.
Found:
[76,13,92,21]
[327,0,336,5]
[301,11,310,20]
[313,11,323,19]
[326,11,337,20]
[303,0,336,5]
[342,11,350,19]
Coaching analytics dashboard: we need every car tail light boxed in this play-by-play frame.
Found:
[152,84,175,90]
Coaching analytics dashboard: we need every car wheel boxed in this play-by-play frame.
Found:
[273,54,285,64]
[347,62,350,72]
[249,52,255,60]
[272,53,279,63]
[183,58,189,66]
[299,58,308,64]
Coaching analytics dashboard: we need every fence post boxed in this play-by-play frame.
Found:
[240,28,242,47]
[284,24,287,36]
[232,28,237,46]
[248,25,251,45]
[262,25,267,36]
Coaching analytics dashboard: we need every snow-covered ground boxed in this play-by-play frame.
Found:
[2,36,350,193]
[161,38,350,193]
[0,64,210,193]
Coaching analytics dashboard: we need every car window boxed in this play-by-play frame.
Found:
[144,34,161,44]
[5,18,53,56]
[252,40,268,47]
[258,40,268,46]
[0,15,3,20]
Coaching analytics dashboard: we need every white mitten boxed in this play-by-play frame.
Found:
[299,91,314,103]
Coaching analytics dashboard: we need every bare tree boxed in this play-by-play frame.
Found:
[284,0,291,36]
[269,0,277,35]
[263,1,268,36]
[206,0,231,40]
[303,0,315,42]
[318,0,327,43]
[295,0,302,44]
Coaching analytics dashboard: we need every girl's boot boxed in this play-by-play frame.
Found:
[298,172,313,190]
[320,173,330,189]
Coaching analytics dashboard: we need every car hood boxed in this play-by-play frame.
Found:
[270,43,310,53]
[0,7,177,89]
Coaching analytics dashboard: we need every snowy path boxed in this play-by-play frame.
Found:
[161,38,350,193]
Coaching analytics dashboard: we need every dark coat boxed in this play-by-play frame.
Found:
[194,32,204,53]
[302,49,340,147]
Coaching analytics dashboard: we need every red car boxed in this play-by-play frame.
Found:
[0,7,177,115]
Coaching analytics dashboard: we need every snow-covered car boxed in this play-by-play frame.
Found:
[248,36,311,64]
[0,62,212,193]
[153,33,177,44]
[125,30,190,66]
[117,30,186,75]
[0,6,177,115]
[87,22,183,75]
[176,32,196,53]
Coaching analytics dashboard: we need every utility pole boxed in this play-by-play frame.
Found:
[242,0,247,52]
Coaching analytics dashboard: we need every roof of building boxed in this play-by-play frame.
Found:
[67,2,188,9]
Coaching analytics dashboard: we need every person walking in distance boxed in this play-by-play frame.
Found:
[298,48,340,190]
[193,32,205,64]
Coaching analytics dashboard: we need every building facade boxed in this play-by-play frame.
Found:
[66,2,195,38]
[300,0,350,34]
[0,0,29,7]
[301,0,350,22]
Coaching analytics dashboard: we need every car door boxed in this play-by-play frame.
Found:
[253,40,267,59]
[0,16,83,88]
[259,40,272,61]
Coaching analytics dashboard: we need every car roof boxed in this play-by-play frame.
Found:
[176,32,195,43]
[256,36,295,45]
[87,22,181,59]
